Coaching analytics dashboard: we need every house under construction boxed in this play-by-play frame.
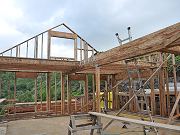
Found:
[0,22,180,135]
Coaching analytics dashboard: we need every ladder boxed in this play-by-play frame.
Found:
[125,59,159,135]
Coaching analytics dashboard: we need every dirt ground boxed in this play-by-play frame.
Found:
[1,113,179,135]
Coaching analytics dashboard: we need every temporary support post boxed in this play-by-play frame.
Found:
[61,72,65,115]
[172,54,179,114]
[67,75,72,114]
[46,73,51,112]
[84,74,89,112]
[34,77,37,113]
[95,66,101,112]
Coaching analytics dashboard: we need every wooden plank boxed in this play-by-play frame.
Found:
[49,30,77,39]
[89,112,180,131]
[15,72,37,78]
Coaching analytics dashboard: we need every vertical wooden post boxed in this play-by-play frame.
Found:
[16,46,18,57]
[104,80,108,110]
[164,54,170,116]
[0,77,2,98]
[34,77,37,113]
[46,73,51,112]
[159,53,166,116]
[172,54,179,114]
[67,75,71,114]
[150,69,156,115]
[54,72,57,115]
[14,73,17,114]
[47,31,51,59]
[84,42,88,63]
[40,74,43,111]
[41,34,43,59]
[95,66,101,112]
[112,75,117,110]
[85,74,89,112]
[34,36,38,58]
[92,74,96,111]
[61,72,65,115]
[80,39,82,62]
[74,38,77,61]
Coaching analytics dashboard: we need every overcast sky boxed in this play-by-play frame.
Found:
[0,0,179,54]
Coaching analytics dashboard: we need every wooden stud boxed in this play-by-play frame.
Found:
[46,73,51,112]
[85,74,89,112]
[92,74,96,111]
[74,38,77,61]
[172,54,179,114]
[34,77,37,113]
[95,66,101,112]
[14,73,16,114]
[40,74,43,111]
[150,69,156,115]
[67,75,71,114]
[159,53,166,116]
[61,72,65,115]
[54,72,57,114]
[80,39,82,63]
[0,77,2,98]
[47,31,51,59]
